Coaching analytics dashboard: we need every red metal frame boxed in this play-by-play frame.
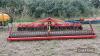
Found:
[17,17,82,28]
[7,35,96,41]
[7,17,96,41]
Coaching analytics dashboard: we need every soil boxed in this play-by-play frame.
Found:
[0,24,100,56]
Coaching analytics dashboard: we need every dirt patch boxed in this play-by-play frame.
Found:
[0,24,100,56]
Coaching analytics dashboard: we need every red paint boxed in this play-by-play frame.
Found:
[7,35,96,41]
[8,17,96,41]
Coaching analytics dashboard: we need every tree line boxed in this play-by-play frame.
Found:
[0,0,100,19]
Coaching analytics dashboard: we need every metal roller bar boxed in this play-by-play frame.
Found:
[9,30,94,37]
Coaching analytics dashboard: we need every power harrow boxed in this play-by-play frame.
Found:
[7,17,96,41]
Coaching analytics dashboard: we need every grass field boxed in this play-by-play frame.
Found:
[14,17,81,22]
[0,24,100,56]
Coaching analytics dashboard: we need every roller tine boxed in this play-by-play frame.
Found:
[32,27,33,31]
[61,27,62,31]
[44,27,46,31]
[66,26,68,31]
[41,29,43,36]
[38,31,39,36]
[42,27,44,31]
[57,27,61,31]
[37,31,38,36]
[62,27,64,35]
[57,31,62,36]
[60,27,61,31]
[75,26,78,30]
[61,27,63,35]
[62,27,64,31]
[42,31,44,37]
[30,27,32,31]
[60,27,62,31]
[26,27,27,31]
[60,31,62,36]
[26,27,28,31]
[59,27,61,31]
[57,27,58,31]
[57,27,59,31]
[38,28,39,36]
[74,28,78,35]
[25,31,27,37]
[33,32,35,37]
[65,26,67,30]
[60,27,62,34]
[33,28,35,31]
[32,27,34,31]
[40,31,42,36]
[29,27,31,31]
[37,27,38,31]
[35,29,37,36]
[57,31,59,36]
[75,26,78,35]
[55,27,57,31]
[69,26,71,30]
[23,27,27,31]
[43,27,47,31]
[44,26,46,31]
[24,27,26,31]
[72,30,74,35]
[35,27,37,31]
[66,26,68,34]
[34,27,36,31]
[36,27,37,31]
[22,27,24,31]
[53,26,55,31]
[38,31,40,37]
[73,24,75,30]
[41,27,42,31]
[56,27,57,31]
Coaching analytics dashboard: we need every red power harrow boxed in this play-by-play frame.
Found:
[7,17,96,41]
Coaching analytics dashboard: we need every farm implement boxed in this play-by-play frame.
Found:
[0,12,10,28]
[65,17,100,24]
[7,17,96,41]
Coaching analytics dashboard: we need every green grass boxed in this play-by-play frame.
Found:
[13,17,88,22]
[15,18,36,22]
